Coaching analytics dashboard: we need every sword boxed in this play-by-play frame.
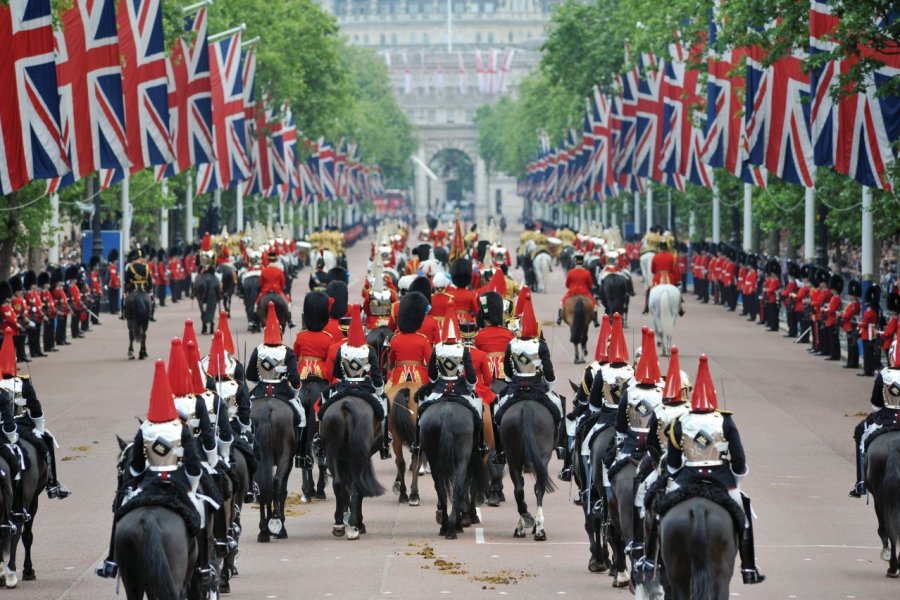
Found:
[794,326,811,344]
[83,305,103,325]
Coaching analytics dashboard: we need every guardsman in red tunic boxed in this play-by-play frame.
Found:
[882,292,899,363]
[386,292,432,386]
[408,276,442,344]
[474,291,515,381]
[65,266,86,339]
[50,268,70,346]
[643,242,682,315]
[461,322,495,407]
[9,276,29,361]
[737,254,748,315]
[821,273,843,360]
[709,245,720,304]
[763,259,781,331]
[859,285,881,376]
[559,254,597,324]
[293,292,334,380]
[843,280,863,369]
[741,255,758,321]
[810,269,832,355]
[88,256,103,324]
[448,259,478,324]
[168,252,182,303]
[781,263,798,335]
[23,271,46,359]
[723,249,738,311]
[255,248,291,316]
[38,272,56,353]
[107,249,121,314]
[677,246,688,291]
[429,273,453,323]
[324,280,348,342]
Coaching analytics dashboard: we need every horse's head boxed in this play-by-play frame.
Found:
[115,435,135,491]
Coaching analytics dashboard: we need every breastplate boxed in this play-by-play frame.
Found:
[0,378,25,415]
[626,385,663,432]
[680,412,728,467]
[369,291,392,317]
[174,395,201,431]
[140,420,184,471]
[509,338,541,377]
[201,353,237,379]
[599,363,634,408]
[654,403,689,444]
[216,380,240,418]
[340,345,370,381]
[882,369,900,409]
[435,343,465,380]
[257,345,288,383]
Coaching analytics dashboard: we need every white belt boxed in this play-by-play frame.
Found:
[685,460,724,468]
[149,465,179,472]
[259,378,283,384]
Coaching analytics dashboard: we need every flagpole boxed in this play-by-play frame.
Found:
[804,186,815,261]
[49,193,60,264]
[121,176,131,252]
[861,186,873,282]
[279,197,285,226]
[185,172,194,244]
[209,23,246,42]
[742,183,752,252]
[288,202,295,239]
[182,0,214,13]
[236,183,244,233]
[645,188,653,232]
[711,180,720,244]
[633,191,641,236]
[160,180,170,249]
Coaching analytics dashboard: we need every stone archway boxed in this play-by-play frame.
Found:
[413,139,488,221]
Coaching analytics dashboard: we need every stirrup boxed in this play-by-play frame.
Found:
[0,521,16,537]
[295,455,314,469]
[47,482,70,499]
[215,540,229,558]
[558,467,572,482]
[476,444,489,458]
[741,568,765,584]
[197,565,213,587]
[849,482,866,498]
[95,560,118,579]
[491,450,506,465]
[635,556,655,575]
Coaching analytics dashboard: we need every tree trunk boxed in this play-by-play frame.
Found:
[767,228,780,257]
[27,246,42,272]
[0,192,18,280]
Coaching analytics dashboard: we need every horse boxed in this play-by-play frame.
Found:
[238,271,261,332]
[559,246,576,273]
[660,497,739,599]
[639,252,655,286]
[251,397,296,543]
[2,435,48,588]
[366,326,394,374]
[579,422,618,575]
[387,382,423,505]
[563,296,595,365]
[124,290,151,360]
[299,377,330,502]
[216,264,237,318]
[193,270,221,335]
[310,248,337,272]
[221,445,250,594]
[320,396,385,540]
[599,274,631,325]
[500,400,557,541]
[256,292,290,334]
[419,401,485,539]
[608,459,637,588]
[865,430,900,577]
[648,284,680,357]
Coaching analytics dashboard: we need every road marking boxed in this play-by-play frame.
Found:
[475,527,485,544]
[757,544,880,549]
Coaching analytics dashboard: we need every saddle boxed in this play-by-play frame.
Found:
[652,482,744,533]
[114,477,202,537]
[498,386,561,426]
[864,423,900,453]
[420,392,481,424]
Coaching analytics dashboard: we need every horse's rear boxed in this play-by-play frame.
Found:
[4,437,48,587]
[217,264,236,317]
[608,460,636,587]
[256,293,290,332]
[649,284,680,356]
[251,398,296,542]
[866,432,900,576]
[240,274,261,331]
[387,382,422,505]
[640,252,655,285]
[661,497,737,600]
[584,426,617,573]
[124,292,151,360]
[564,296,594,364]
[299,377,330,502]
[600,274,629,320]
[366,326,394,373]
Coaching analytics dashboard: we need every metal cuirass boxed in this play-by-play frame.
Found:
[140,420,184,471]
[174,395,201,431]
[599,363,634,408]
[369,290,392,318]
[198,391,217,420]
[216,380,240,418]
[0,378,25,416]
[256,345,288,383]
[882,369,900,410]
[340,345,370,381]
[654,403,689,444]
[626,384,663,433]
[435,343,465,380]
[680,412,728,467]
[200,353,237,379]
[509,338,541,378]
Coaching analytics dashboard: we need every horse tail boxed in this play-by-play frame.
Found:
[254,403,274,506]
[434,415,456,499]
[689,506,714,600]
[522,403,556,494]
[142,514,180,600]
[882,437,900,543]
[392,389,416,446]
[659,287,677,340]
[571,298,587,345]
[343,401,385,498]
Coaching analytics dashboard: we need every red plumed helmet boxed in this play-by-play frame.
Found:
[607,313,629,365]
[0,328,16,377]
[515,286,531,318]
[488,269,506,298]
[167,338,193,397]
[183,339,207,395]
[207,331,227,378]
[634,328,661,385]
[346,304,367,347]
[263,302,281,345]
[662,346,684,403]
[201,232,212,252]
[182,319,199,353]
[691,354,718,413]
[147,359,178,423]
[441,299,460,343]
[594,314,611,362]
[519,294,539,339]
[216,310,235,355]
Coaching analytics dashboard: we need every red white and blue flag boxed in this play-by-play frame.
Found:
[317,139,336,200]
[0,0,68,194]
[634,53,664,182]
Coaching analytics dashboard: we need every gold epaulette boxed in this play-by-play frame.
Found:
[668,421,682,450]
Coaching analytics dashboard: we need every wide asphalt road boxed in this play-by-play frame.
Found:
[20,224,891,600]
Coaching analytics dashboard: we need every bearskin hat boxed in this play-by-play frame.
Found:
[107,248,119,263]
[0,281,11,303]
[449,258,472,289]
[8,275,22,293]
[142,245,153,260]
[768,259,782,277]
[413,243,431,263]
[887,292,900,313]
[23,270,37,289]
[799,264,812,281]
[302,291,330,332]
[65,265,79,281]
[829,273,844,294]
[398,291,429,333]
[50,267,62,286]
[127,248,141,262]
[37,272,50,288]
[476,291,505,328]
[848,279,862,298]
[747,253,758,269]
[427,216,438,230]
[787,262,799,279]
[326,267,348,284]
[408,276,432,303]
[815,268,830,287]
[737,250,747,265]
[89,255,101,269]
[325,281,348,318]
[865,284,881,306]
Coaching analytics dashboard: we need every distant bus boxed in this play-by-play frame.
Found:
[374,189,408,217]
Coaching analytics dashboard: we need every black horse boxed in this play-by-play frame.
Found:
[599,274,631,326]
[299,377,330,502]
[320,397,385,540]
[221,446,250,594]
[193,270,221,335]
[238,272,261,332]
[366,326,394,374]
[256,293,290,333]
[866,431,900,577]
[217,264,237,318]
[251,398,296,542]
[124,291,151,360]
[581,424,618,574]
[419,401,485,539]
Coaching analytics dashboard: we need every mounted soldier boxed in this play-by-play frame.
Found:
[643,241,683,316]
[448,258,478,323]
[204,329,252,475]
[558,254,599,327]
[386,292,432,387]
[474,290,515,384]
[309,258,328,292]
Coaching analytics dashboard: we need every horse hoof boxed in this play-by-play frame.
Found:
[409,495,420,507]
[486,494,501,507]
[398,493,409,504]
[347,526,360,540]
[612,572,630,588]
[460,513,472,528]
[257,532,270,543]
[267,518,283,536]
[332,525,345,537]
[888,568,900,578]
[4,574,17,589]
[445,530,457,540]
[22,569,35,581]
[275,527,288,540]
[392,481,402,495]
[513,527,526,538]
[314,491,327,501]
[522,513,536,528]
[534,530,547,541]
[300,494,311,504]
[219,579,231,594]
[358,524,367,534]
[435,510,443,525]
[588,558,608,573]
[128,354,135,360]
[882,548,891,562]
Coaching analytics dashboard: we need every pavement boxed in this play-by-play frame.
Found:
[18,225,895,600]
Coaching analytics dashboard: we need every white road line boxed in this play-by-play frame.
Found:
[475,527,485,544]
[757,544,881,549]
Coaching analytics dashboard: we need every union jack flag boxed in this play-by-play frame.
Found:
[634,53,663,182]
[810,1,900,189]
[589,86,615,201]
[157,7,213,180]
[51,0,128,192]
[318,139,336,200]
[614,68,639,187]
[241,47,273,196]
[0,0,68,195]
[117,0,173,173]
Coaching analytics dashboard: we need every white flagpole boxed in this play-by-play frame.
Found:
[236,183,244,233]
[711,180,721,244]
[861,186,873,280]
[49,193,60,264]
[160,180,170,249]
[804,186,815,261]
[742,183,752,252]
[185,172,194,243]
[121,176,131,252]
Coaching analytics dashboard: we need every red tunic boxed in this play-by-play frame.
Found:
[52,288,70,315]
[824,295,842,327]
[475,325,514,379]
[882,315,898,350]
[40,289,56,318]
[781,280,797,306]
[447,286,478,323]
[420,315,441,345]
[562,267,595,306]
[794,285,810,312]
[108,264,121,289]
[841,300,860,332]
[741,269,756,296]
[764,275,779,304]
[860,307,878,341]
[430,291,453,321]
[155,262,168,285]
[387,332,432,385]
[90,271,102,295]
[324,318,345,342]
[469,346,495,405]
[293,330,334,379]
[25,290,43,323]
[651,252,679,286]
[259,266,286,296]
[1,303,17,334]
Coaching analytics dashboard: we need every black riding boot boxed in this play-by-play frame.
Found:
[15,336,28,362]
[214,508,229,558]
[849,422,866,497]
[491,419,505,465]
[196,528,213,586]
[380,417,392,460]
[642,288,650,314]
[96,524,119,578]
[556,307,563,325]
[295,424,312,469]
[739,495,765,584]
[44,440,70,499]
[636,516,660,576]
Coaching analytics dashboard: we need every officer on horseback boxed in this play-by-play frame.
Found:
[664,355,765,585]
[850,340,900,498]
[558,254,599,327]
[387,292,432,386]
[319,305,390,458]
[493,294,564,464]
[96,360,203,580]
[256,247,294,328]
[0,329,69,500]
[643,241,684,316]
[309,258,328,292]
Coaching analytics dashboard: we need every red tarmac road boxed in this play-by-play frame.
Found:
[19,226,893,599]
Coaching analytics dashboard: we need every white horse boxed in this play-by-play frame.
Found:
[639,251,655,286]
[525,240,553,293]
[649,284,680,357]
[310,248,337,271]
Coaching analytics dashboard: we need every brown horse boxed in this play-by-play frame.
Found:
[563,295,596,364]
[387,381,423,505]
